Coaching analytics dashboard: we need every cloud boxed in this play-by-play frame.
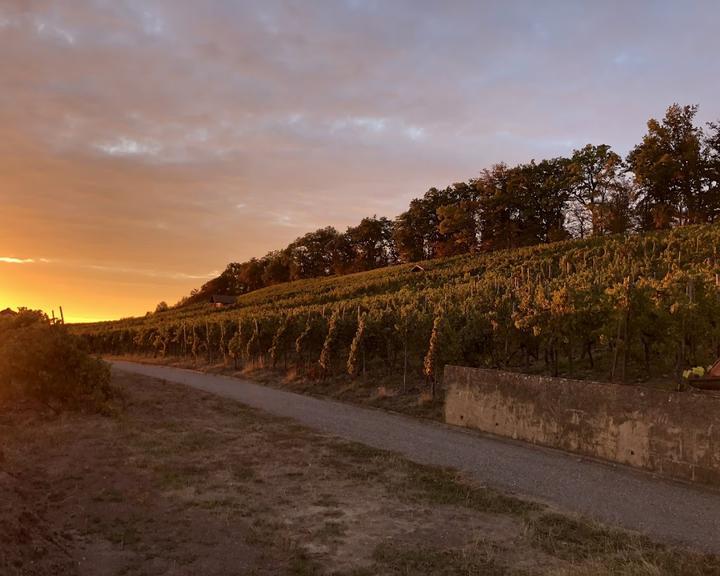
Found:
[77,262,219,281]
[94,137,162,158]
[0,257,35,264]
[34,19,76,45]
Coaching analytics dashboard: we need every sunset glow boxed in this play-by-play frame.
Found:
[2,1,720,321]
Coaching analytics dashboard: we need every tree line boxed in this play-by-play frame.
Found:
[187,104,720,303]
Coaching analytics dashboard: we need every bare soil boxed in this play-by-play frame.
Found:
[1,372,718,575]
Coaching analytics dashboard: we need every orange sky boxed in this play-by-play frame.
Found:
[2,1,719,322]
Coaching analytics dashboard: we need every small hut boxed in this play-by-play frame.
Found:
[708,358,720,378]
[210,295,237,308]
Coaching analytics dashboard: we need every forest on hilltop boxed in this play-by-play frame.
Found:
[183,103,720,305]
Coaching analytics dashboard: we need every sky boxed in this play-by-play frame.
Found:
[1,0,720,322]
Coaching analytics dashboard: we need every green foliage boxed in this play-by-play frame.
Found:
[269,314,292,368]
[76,223,720,388]
[347,312,367,377]
[245,318,261,364]
[0,310,112,411]
[423,309,461,391]
[228,318,245,368]
[318,308,341,376]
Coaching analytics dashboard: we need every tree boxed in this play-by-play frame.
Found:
[513,158,572,245]
[627,104,705,229]
[702,121,720,223]
[475,164,516,251]
[436,202,477,255]
[477,159,571,250]
[238,259,266,292]
[393,191,441,262]
[393,205,428,262]
[567,144,628,237]
[287,227,343,279]
[155,301,169,313]
[346,216,397,271]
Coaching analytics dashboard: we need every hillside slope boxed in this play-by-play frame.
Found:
[77,224,720,390]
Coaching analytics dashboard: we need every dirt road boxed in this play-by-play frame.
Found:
[113,360,720,554]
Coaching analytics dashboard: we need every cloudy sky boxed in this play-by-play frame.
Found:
[1,0,719,321]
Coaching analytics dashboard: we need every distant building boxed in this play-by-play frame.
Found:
[210,295,237,308]
[709,358,720,378]
[410,264,426,273]
[0,307,16,317]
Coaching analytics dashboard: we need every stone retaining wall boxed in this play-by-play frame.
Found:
[444,366,720,486]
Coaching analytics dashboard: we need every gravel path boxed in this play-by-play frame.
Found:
[112,361,720,553]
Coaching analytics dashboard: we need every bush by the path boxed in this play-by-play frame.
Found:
[0,310,113,411]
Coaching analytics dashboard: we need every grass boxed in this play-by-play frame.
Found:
[398,462,539,516]
[4,370,719,576]
[526,512,720,575]
[313,521,347,542]
[325,439,538,517]
[320,439,720,575]
[369,543,514,576]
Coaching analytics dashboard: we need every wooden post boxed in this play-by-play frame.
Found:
[59,306,65,324]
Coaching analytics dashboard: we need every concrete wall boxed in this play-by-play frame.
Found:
[444,366,720,486]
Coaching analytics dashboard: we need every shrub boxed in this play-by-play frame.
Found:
[0,310,113,411]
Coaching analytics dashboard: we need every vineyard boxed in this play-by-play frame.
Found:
[76,223,720,396]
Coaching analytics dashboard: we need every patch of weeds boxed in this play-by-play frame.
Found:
[155,462,206,489]
[341,569,376,576]
[312,493,341,508]
[397,462,538,516]
[527,512,720,574]
[322,441,389,482]
[194,497,239,511]
[313,521,347,542]
[322,509,344,519]
[155,420,183,432]
[176,430,220,452]
[527,512,656,562]
[325,439,537,516]
[289,549,323,576]
[330,441,385,461]
[132,434,175,458]
[369,542,510,576]
[231,462,256,482]
[247,517,286,547]
[92,488,124,503]
[583,552,720,576]
[106,519,142,548]
[265,422,316,446]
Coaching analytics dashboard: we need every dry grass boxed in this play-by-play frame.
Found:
[1,371,718,575]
